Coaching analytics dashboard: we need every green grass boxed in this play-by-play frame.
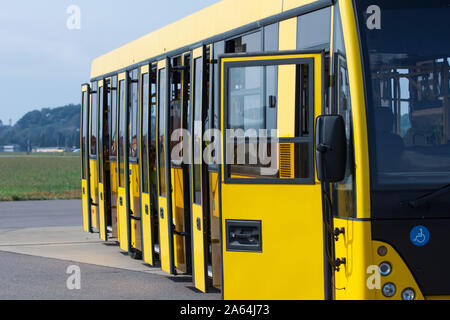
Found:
[0,153,81,201]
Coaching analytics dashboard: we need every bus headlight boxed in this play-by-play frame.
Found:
[382,283,396,298]
[402,288,415,300]
[379,262,392,276]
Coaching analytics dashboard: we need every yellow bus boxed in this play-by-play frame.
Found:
[80,0,450,300]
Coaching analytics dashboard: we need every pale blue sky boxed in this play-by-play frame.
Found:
[0,0,219,125]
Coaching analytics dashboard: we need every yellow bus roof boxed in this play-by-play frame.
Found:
[90,0,319,79]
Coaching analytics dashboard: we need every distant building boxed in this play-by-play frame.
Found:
[0,119,3,127]
[2,145,20,152]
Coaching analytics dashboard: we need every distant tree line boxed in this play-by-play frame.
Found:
[0,104,81,150]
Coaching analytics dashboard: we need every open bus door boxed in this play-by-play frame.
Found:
[128,69,143,259]
[89,82,100,232]
[97,79,111,241]
[170,52,193,275]
[190,46,212,292]
[117,72,131,252]
[157,59,175,274]
[219,51,329,299]
[108,76,119,240]
[139,64,158,266]
[81,84,92,233]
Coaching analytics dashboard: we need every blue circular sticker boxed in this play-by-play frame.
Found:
[410,225,430,247]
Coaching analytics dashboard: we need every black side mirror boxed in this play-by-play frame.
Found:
[315,115,347,182]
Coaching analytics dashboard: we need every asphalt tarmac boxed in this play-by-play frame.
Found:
[0,200,219,300]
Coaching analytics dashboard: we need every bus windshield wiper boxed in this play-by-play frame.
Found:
[405,184,450,208]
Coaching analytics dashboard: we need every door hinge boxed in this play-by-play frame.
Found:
[333,227,345,241]
[334,257,346,272]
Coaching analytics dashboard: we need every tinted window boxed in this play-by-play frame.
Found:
[193,58,203,204]
[81,91,88,179]
[142,73,149,193]
[297,7,331,50]
[109,76,118,157]
[158,68,167,197]
[129,70,138,159]
[90,82,98,156]
[118,80,126,187]
[98,85,104,183]
[225,59,314,181]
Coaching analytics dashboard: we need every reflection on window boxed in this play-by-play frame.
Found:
[98,85,104,184]
[129,70,138,159]
[109,76,118,157]
[170,57,182,160]
[193,58,203,204]
[225,32,261,54]
[225,60,313,181]
[150,66,158,199]
[118,80,126,188]
[142,73,149,194]
[355,1,450,187]
[298,7,331,50]
[158,68,167,197]
[81,91,88,179]
[371,57,450,180]
[90,82,98,156]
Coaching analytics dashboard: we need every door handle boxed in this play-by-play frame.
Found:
[119,197,123,206]
[196,217,201,231]
[160,208,164,219]
[145,204,149,215]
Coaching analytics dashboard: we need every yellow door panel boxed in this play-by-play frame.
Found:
[209,172,221,290]
[220,52,326,299]
[89,159,99,230]
[118,186,129,252]
[158,196,172,273]
[192,203,207,292]
[81,179,90,232]
[221,184,324,299]
[130,163,142,251]
[172,168,187,272]
[98,182,107,240]
[110,161,119,239]
[141,192,154,265]
[81,84,91,233]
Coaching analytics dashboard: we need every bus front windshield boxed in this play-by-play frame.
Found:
[355,0,450,189]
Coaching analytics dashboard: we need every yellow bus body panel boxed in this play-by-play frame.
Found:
[221,184,324,300]
[333,218,425,300]
[339,0,371,219]
[90,0,321,79]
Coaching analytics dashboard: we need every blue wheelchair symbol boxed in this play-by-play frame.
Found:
[410,226,430,247]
